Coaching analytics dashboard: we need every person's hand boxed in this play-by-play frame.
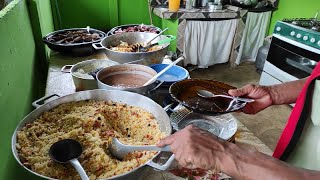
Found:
[228,84,273,114]
[157,125,226,170]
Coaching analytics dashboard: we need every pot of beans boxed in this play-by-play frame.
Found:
[96,64,163,95]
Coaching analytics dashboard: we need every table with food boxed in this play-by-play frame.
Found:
[11,24,272,180]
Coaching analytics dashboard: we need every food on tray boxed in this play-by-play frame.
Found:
[16,100,164,180]
[73,60,117,80]
[114,24,160,34]
[109,41,161,52]
[48,30,102,44]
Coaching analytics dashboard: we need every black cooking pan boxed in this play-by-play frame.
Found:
[169,79,247,115]
[43,28,106,56]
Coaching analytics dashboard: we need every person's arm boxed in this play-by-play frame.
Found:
[220,139,320,180]
[228,78,307,114]
[267,78,307,105]
[157,125,320,180]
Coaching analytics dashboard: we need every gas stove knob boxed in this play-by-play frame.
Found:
[276,27,281,32]
[318,41,320,46]
[296,34,302,38]
[290,31,296,36]
[310,38,316,43]
[303,36,308,41]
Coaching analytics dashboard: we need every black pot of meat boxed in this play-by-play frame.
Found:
[43,28,106,56]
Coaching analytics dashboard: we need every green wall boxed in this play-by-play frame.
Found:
[269,0,320,34]
[51,0,162,31]
[0,0,52,179]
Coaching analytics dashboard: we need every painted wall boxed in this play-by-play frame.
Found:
[0,0,52,179]
[51,0,162,31]
[269,0,320,34]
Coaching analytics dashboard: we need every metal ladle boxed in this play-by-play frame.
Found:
[49,139,89,180]
[197,90,255,103]
[109,138,170,160]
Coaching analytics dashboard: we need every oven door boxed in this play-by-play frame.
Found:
[266,35,320,79]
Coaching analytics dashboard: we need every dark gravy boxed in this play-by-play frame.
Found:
[102,74,149,88]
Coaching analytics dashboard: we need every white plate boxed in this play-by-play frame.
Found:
[170,104,237,140]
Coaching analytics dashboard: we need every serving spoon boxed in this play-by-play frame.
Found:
[139,35,176,52]
[197,90,255,103]
[49,139,89,180]
[109,138,170,160]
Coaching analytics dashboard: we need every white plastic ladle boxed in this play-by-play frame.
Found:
[143,56,185,86]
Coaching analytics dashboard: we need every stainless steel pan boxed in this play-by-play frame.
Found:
[11,90,174,180]
[92,32,172,65]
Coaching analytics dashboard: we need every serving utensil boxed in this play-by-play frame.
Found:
[146,28,168,45]
[49,139,89,180]
[139,34,176,52]
[143,56,184,86]
[197,89,255,103]
[109,138,170,160]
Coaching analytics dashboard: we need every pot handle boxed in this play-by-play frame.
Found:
[148,80,164,93]
[32,94,61,108]
[163,103,174,112]
[61,65,74,73]
[158,35,176,45]
[92,43,105,50]
[147,154,175,171]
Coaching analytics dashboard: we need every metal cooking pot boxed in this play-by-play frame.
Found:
[11,90,174,180]
[61,59,119,91]
[92,32,172,65]
[43,28,106,56]
[96,64,163,95]
[107,24,162,36]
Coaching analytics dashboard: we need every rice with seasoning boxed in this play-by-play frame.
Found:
[16,100,165,180]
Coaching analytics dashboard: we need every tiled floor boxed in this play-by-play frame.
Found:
[189,62,292,150]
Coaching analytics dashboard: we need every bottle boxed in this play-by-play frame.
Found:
[186,0,193,10]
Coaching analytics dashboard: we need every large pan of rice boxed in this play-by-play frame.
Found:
[11,89,173,180]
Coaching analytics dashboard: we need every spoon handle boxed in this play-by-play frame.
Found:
[143,56,184,86]
[235,97,255,103]
[215,95,255,103]
[69,159,89,180]
[125,145,171,152]
[146,27,169,45]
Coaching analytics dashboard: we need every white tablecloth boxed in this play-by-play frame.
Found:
[183,19,238,68]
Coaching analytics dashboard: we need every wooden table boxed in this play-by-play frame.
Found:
[45,52,272,179]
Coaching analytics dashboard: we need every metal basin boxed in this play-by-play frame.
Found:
[92,32,170,65]
[11,90,174,180]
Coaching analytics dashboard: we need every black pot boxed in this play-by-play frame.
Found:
[43,28,106,56]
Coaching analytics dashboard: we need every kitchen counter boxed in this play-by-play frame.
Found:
[45,52,272,179]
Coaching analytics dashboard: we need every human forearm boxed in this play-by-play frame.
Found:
[268,78,307,105]
[219,142,320,180]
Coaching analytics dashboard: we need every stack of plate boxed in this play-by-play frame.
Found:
[169,104,237,143]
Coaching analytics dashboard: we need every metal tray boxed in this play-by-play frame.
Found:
[170,104,237,141]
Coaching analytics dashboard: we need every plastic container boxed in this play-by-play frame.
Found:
[169,0,181,12]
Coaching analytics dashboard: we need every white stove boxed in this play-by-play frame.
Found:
[260,18,320,88]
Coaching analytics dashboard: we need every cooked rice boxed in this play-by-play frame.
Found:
[16,100,165,180]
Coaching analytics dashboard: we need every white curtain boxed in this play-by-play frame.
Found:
[235,11,272,65]
[183,19,238,68]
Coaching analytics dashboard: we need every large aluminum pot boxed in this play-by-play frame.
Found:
[92,32,171,65]
[61,59,119,91]
[97,64,162,95]
[11,90,174,180]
